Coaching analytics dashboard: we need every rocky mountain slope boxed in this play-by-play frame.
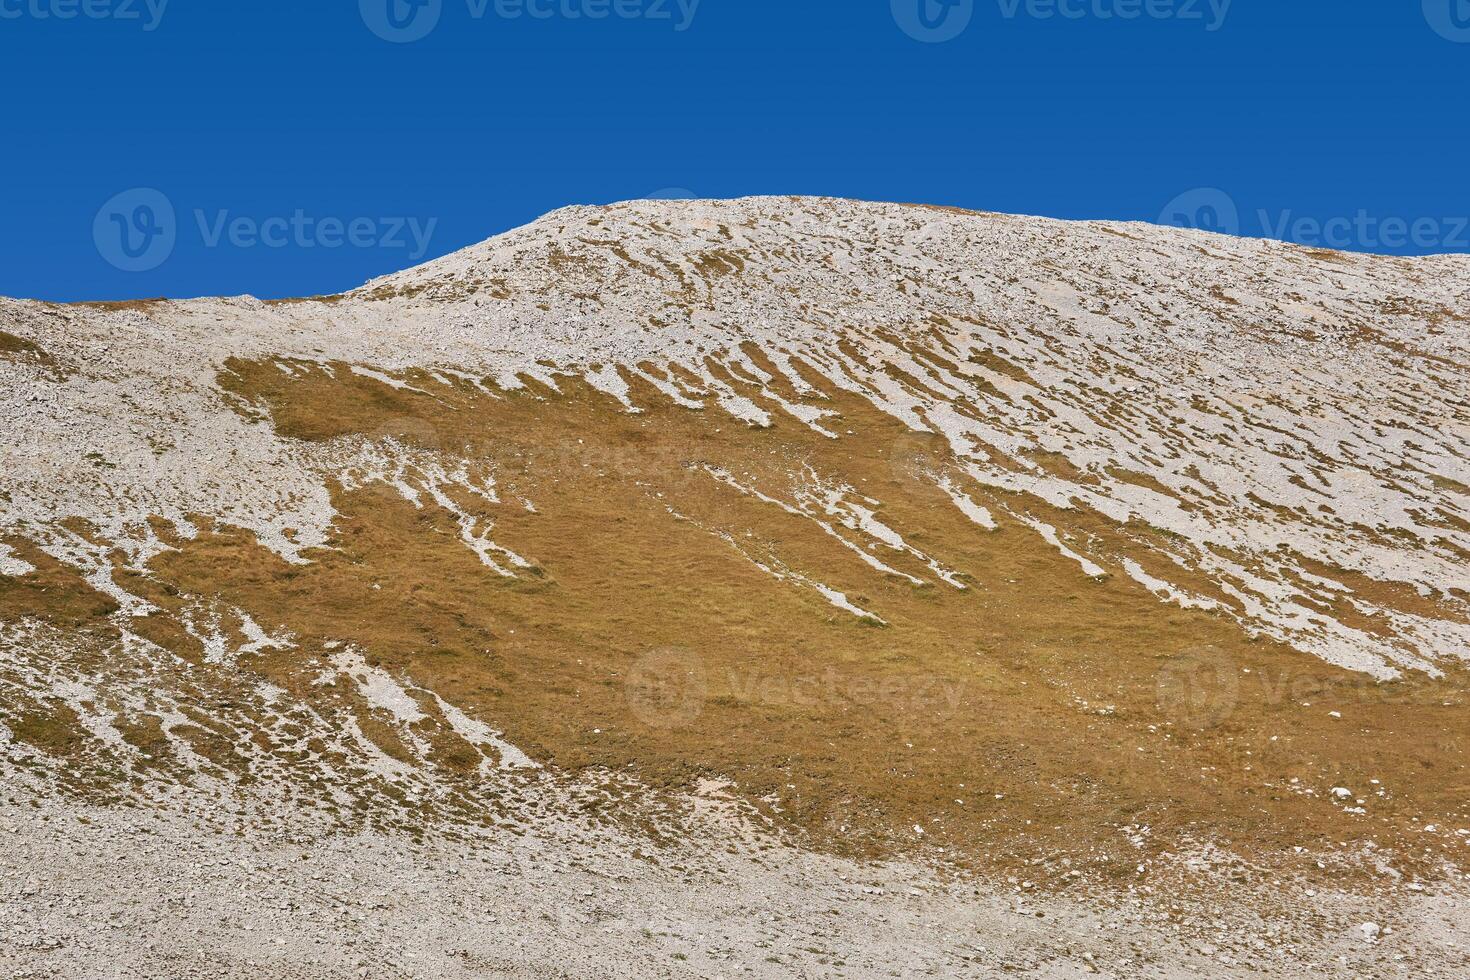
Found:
[1,197,1467,977]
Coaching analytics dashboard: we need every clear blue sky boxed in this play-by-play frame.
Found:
[2,0,1467,301]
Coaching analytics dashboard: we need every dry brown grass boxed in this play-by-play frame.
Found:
[69,299,169,312]
[0,329,53,365]
[0,537,119,625]
[4,354,1467,885]
[142,357,1470,878]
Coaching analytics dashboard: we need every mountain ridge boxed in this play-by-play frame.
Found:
[1,201,1467,970]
